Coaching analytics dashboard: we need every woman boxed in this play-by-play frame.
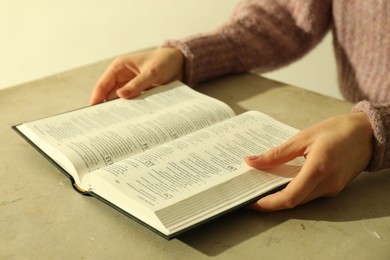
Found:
[89,0,390,211]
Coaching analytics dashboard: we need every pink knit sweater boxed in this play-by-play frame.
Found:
[163,0,390,171]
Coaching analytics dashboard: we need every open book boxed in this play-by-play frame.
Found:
[14,82,303,239]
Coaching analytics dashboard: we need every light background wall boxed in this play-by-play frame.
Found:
[0,0,341,99]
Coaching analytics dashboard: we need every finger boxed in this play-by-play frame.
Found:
[117,70,158,99]
[248,156,322,211]
[245,136,308,169]
[90,58,138,104]
[90,68,118,105]
[106,87,120,102]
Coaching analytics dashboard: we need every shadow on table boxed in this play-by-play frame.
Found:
[178,167,390,256]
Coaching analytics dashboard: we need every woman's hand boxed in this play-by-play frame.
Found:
[245,112,373,211]
[90,47,184,105]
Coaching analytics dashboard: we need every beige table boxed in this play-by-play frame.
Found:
[1,58,389,259]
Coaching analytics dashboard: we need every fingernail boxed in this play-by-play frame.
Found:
[120,89,131,98]
[247,156,259,160]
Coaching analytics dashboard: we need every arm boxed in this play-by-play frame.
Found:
[246,100,390,211]
[163,0,333,85]
[90,0,332,104]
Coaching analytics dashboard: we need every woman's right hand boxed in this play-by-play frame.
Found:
[89,47,184,105]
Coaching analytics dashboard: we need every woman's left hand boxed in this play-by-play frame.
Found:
[245,112,373,211]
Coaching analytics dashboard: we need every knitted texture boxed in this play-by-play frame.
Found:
[353,101,389,170]
[162,0,390,171]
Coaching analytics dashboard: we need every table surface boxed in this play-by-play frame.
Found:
[1,57,389,259]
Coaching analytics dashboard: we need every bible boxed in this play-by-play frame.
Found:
[14,82,303,239]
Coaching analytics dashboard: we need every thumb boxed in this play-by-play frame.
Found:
[117,71,156,99]
[245,138,306,169]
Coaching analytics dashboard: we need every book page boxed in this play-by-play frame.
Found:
[86,111,303,230]
[17,83,235,184]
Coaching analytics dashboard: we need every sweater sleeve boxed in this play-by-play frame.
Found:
[162,0,332,85]
[353,101,390,171]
